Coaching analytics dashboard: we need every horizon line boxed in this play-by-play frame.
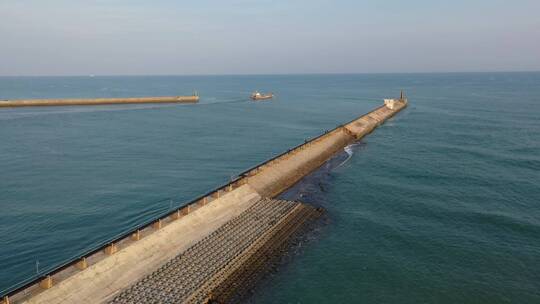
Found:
[1,70,540,77]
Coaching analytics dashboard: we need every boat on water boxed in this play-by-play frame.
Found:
[250,91,273,101]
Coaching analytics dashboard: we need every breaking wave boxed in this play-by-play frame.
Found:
[337,143,361,168]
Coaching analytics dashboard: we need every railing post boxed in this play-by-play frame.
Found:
[39,275,53,289]
[181,205,190,216]
[3,296,10,304]
[131,230,141,241]
[152,219,162,230]
[170,209,181,220]
[76,257,88,270]
[104,243,117,255]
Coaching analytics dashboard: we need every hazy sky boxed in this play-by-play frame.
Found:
[1,0,539,75]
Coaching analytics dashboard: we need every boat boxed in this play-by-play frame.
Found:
[250,91,273,101]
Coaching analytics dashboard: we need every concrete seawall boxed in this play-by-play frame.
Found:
[1,98,407,304]
[244,101,406,197]
[0,95,199,108]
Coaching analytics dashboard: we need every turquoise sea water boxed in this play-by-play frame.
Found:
[0,73,539,302]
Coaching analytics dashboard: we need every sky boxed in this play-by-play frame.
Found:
[0,0,539,76]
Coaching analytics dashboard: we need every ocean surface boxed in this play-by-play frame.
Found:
[0,73,539,302]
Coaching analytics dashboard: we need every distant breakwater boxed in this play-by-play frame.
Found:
[0,95,199,108]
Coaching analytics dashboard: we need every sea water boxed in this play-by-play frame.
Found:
[0,73,539,302]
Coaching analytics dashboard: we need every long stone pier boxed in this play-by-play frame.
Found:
[0,95,199,108]
[0,97,407,304]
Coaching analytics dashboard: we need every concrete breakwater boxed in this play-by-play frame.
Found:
[0,95,199,108]
[0,97,407,304]
[110,198,323,304]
